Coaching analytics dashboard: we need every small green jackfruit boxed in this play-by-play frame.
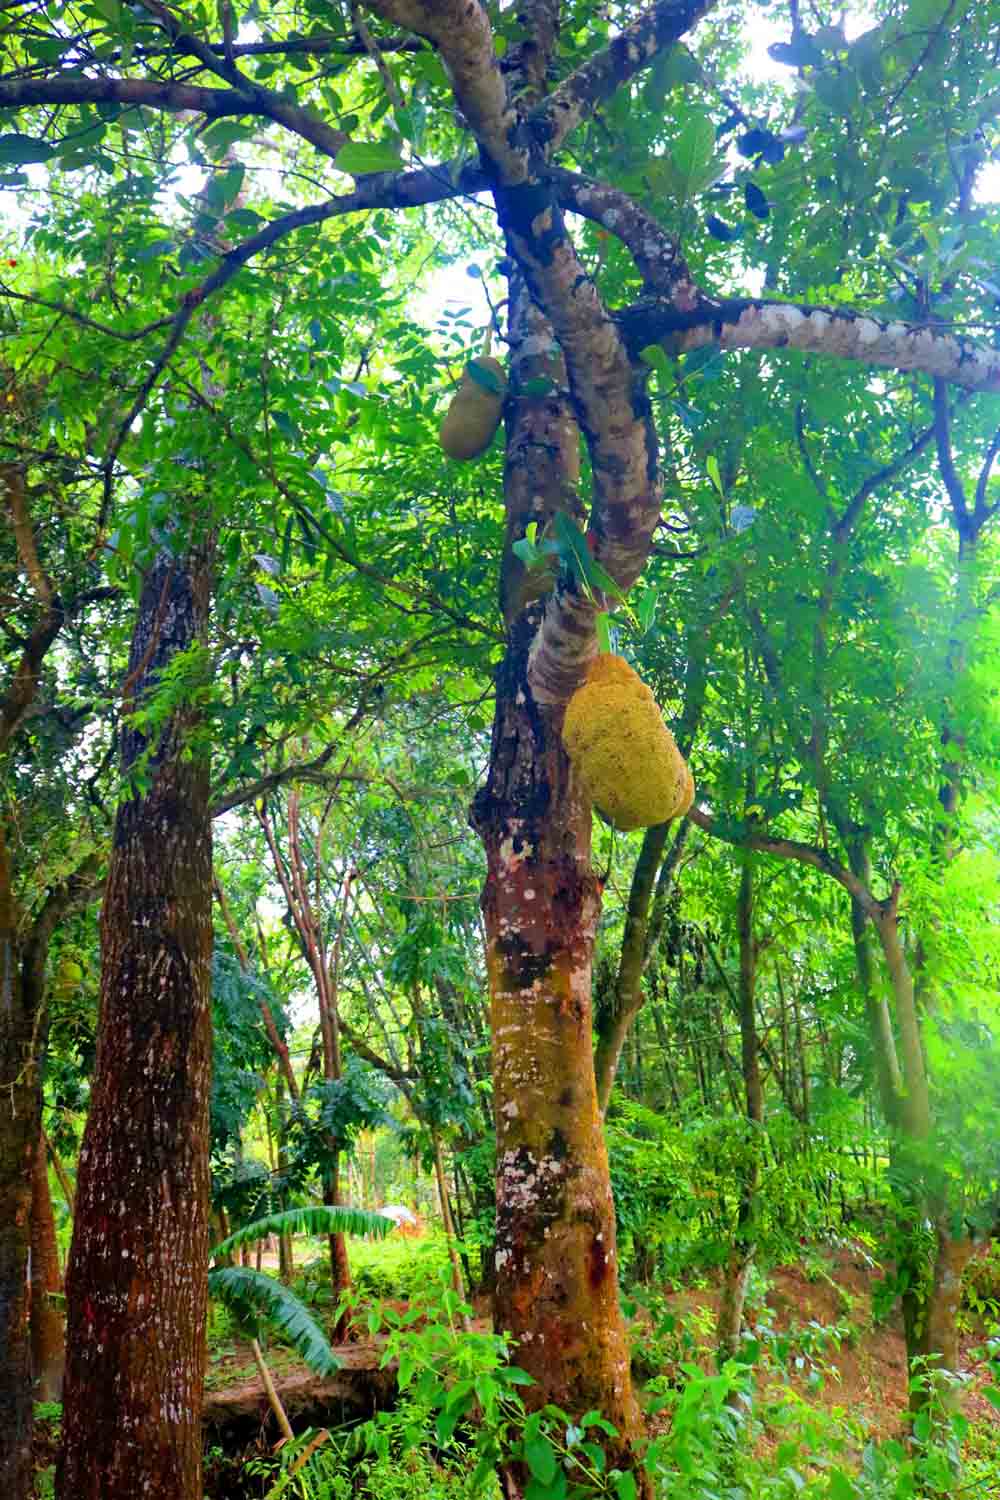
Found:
[562,654,693,831]
[439,357,506,461]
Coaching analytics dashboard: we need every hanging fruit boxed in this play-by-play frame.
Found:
[562,654,694,831]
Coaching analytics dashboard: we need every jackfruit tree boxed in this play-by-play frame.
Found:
[3,0,1000,1495]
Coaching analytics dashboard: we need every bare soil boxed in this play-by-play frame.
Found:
[654,1242,1000,1443]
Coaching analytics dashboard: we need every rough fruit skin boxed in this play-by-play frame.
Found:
[562,655,693,831]
[440,357,507,460]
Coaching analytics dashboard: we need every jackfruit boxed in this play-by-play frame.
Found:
[562,654,693,831]
[439,357,506,461]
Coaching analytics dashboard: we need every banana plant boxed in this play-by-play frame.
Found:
[208,1204,393,1440]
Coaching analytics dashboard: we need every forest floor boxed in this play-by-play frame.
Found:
[33,1239,1000,1497]
[658,1244,1000,1444]
[199,1240,1000,1446]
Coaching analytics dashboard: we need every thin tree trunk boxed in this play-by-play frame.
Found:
[593,823,670,1112]
[848,842,902,1126]
[58,549,214,1500]
[0,832,95,1500]
[30,1139,65,1401]
[432,1131,470,1327]
[42,1127,75,1216]
[717,860,762,1364]
[250,1338,294,1443]
[0,831,37,1498]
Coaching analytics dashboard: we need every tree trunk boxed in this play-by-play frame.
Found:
[593,824,670,1114]
[717,860,762,1365]
[0,831,37,1500]
[919,1223,976,1395]
[471,281,648,1495]
[326,1153,353,1339]
[58,550,214,1500]
[432,1130,468,1319]
[30,1137,65,1401]
[0,833,93,1498]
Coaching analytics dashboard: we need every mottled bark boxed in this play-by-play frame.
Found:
[471,277,648,1496]
[58,550,214,1500]
[919,1225,976,1385]
[472,642,646,1489]
[30,1139,65,1401]
[847,842,902,1127]
[623,296,1000,393]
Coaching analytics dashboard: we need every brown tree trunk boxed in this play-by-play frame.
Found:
[0,831,95,1500]
[58,550,214,1500]
[471,280,648,1496]
[0,831,37,1499]
[593,824,671,1115]
[30,1137,65,1401]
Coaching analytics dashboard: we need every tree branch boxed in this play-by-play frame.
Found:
[0,72,347,161]
[687,805,885,920]
[531,0,714,154]
[550,167,695,300]
[618,296,1000,393]
[933,377,971,534]
[973,423,1000,524]
[363,0,527,181]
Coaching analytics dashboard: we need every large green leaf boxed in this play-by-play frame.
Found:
[0,134,56,166]
[334,139,404,175]
[210,1202,392,1261]
[207,1266,342,1374]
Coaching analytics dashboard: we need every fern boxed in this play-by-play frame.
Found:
[211,1202,391,1262]
[207,1267,342,1376]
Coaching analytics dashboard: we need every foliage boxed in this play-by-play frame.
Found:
[211,1203,391,1261]
[207,1267,343,1376]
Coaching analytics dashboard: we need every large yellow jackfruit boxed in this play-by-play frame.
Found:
[439,357,506,461]
[562,655,694,831]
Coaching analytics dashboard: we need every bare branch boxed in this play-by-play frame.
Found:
[531,0,714,154]
[0,73,347,160]
[3,464,52,605]
[973,424,1000,523]
[550,167,694,299]
[620,295,1000,394]
[687,805,885,920]
[0,284,175,343]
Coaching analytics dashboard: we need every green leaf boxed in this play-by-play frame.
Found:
[211,1203,391,1261]
[0,134,56,166]
[88,0,126,29]
[615,1472,637,1500]
[636,587,658,634]
[224,207,265,229]
[435,1405,460,1444]
[524,1436,558,1485]
[706,455,724,496]
[639,344,672,382]
[596,613,612,653]
[828,1469,858,1499]
[466,358,505,396]
[668,110,720,201]
[334,139,404,175]
[207,1267,341,1374]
